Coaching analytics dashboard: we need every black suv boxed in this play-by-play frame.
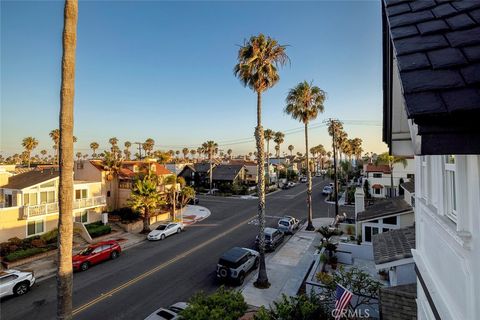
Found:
[216,247,259,285]
[255,227,285,251]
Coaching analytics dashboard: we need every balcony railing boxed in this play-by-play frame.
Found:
[23,195,106,219]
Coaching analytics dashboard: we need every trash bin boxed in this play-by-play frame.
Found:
[101,212,108,225]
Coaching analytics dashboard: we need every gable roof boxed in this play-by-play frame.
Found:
[357,197,413,222]
[211,165,245,181]
[383,0,480,154]
[194,163,213,173]
[365,164,392,174]
[2,169,59,190]
[380,283,417,320]
[373,225,415,265]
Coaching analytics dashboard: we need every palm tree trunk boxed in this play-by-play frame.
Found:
[27,151,31,168]
[266,140,270,187]
[254,91,269,288]
[57,1,77,319]
[304,123,314,231]
[143,207,150,233]
[209,152,213,193]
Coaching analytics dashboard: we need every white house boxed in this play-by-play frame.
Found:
[363,159,415,198]
[382,1,480,319]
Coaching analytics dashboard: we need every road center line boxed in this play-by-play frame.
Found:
[72,214,256,317]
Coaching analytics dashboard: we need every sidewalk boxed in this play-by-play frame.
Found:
[241,218,331,308]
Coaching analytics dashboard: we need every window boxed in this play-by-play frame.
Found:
[374,188,381,195]
[421,157,430,200]
[24,193,38,206]
[373,173,382,178]
[27,220,45,236]
[364,226,372,242]
[75,189,88,200]
[383,216,397,225]
[444,155,457,223]
[75,210,88,223]
[383,228,390,233]
[407,174,414,180]
[0,274,18,285]
[40,191,55,204]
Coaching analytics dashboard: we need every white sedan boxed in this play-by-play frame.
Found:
[0,269,35,298]
[144,302,188,320]
[147,222,184,241]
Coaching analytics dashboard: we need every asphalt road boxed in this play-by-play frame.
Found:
[0,177,335,320]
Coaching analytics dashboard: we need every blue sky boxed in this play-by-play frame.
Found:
[1,0,386,157]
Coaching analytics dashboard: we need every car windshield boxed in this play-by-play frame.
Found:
[80,247,94,256]
[156,225,167,231]
[156,310,175,320]
[265,234,271,241]
[279,221,289,227]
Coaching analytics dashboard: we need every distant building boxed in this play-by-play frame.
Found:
[363,159,415,198]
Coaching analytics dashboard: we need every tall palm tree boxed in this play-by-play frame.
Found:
[57,0,77,318]
[227,149,233,159]
[50,129,60,164]
[264,129,275,185]
[22,137,38,168]
[103,150,123,210]
[273,131,284,157]
[40,149,48,162]
[288,144,294,156]
[234,33,288,288]
[375,152,407,198]
[143,138,155,157]
[76,152,82,162]
[182,147,189,159]
[190,149,196,161]
[201,141,218,193]
[124,141,131,160]
[285,81,326,231]
[90,142,99,158]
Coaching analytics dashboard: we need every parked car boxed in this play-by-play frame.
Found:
[72,240,121,272]
[0,269,35,298]
[315,172,322,177]
[206,188,219,195]
[188,197,199,205]
[277,216,300,234]
[147,222,184,241]
[299,177,307,183]
[287,181,296,188]
[255,227,285,251]
[216,247,259,285]
[144,302,188,320]
[281,183,291,190]
[322,185,333,195]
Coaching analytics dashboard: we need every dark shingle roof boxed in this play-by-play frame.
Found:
[2,169,59,190]
[383,0,480,154]
[194,163,213,174]
[211,165,244,181]
[400,180,415,193]
[357,197,413,222]
[380,283,417,320]
[373,226,415,265]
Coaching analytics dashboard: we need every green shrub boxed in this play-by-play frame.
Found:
[40,229,58,244]
[180,286,247,320]
[254,293,330,320]
[5,247,50,262]
[85,223,111,238]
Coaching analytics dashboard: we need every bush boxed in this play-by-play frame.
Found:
[254,293,330,320]
[40,229,58,244]
[111,207,141,223]
[30,238,47,248]
[5,247,50,262]
[85,222,111,238]
[180,286,247,320]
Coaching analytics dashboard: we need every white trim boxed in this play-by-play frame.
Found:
[374,257,414,270]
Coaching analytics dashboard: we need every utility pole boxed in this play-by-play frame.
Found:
[134,142,142,160]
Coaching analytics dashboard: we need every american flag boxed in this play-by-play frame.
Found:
[335,284,353,319]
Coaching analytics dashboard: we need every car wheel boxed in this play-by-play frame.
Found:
[13,282,29,296]
[219,267,229,278]
[80,262,89,271]
[237,272,245,285]
[110,250,119,259]
[177,228,181,234]
[160,234,165,240]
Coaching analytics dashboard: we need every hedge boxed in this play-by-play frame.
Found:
[85,222,112,238]
[5,247,50,262]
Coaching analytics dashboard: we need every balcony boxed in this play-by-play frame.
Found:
[23,195,106,219]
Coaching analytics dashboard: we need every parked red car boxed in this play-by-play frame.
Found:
[72,240,121,272]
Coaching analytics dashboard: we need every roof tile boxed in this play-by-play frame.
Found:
[403,92,447,116]
[385,0,412,7]
[395,34,449,55]
[431,3,458,18]
[387,3,411,16]
[428,47,467,69]
[391,25,418,39]
[389,10,435,28]
[397,52,431,71]
[463,45,480,62]
[410,0,436,12]
[401,69,464,93]
[451,1,480,12]
[470,9,480,23]
[441,88,480,112]
[417,19,450,35]
[445,27,480,47]
[446,13,476,30]
[460,63,480,84]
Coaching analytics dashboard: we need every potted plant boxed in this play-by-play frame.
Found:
[379,269,389,280]
[320,253,328,272]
